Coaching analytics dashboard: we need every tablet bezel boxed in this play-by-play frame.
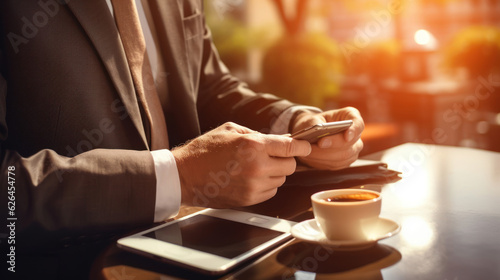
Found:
[117,208,296,275]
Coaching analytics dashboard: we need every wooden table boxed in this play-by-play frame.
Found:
[92,143,500,279]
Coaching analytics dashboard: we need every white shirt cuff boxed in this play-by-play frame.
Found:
[150,149,181,222]
[270,106,323,134]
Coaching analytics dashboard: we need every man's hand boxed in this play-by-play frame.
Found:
[291,107,365,170]
[171,122,311,208]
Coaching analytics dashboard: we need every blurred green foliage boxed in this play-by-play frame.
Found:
[443,26,500,77]
[208,16,250,71]
[261,33,344,108]
[204,2,274,72]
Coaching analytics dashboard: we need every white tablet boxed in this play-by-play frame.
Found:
[117,208,296,275]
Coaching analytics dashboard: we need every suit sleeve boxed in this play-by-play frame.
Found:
[0,72,157,248]
[196,15,296,134]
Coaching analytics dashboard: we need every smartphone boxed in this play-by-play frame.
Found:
[291,120,353,143]
[117,209,296,275]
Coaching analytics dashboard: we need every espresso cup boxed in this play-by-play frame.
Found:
[311,189,382,241]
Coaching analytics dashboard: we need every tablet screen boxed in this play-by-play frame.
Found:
[144,214,284,259]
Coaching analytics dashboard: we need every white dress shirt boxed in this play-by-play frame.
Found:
[106,0,321,222]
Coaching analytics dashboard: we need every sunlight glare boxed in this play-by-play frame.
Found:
[401,216,435,250]
[414,29,432,46]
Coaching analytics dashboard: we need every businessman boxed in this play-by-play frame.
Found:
[0,0,364,253]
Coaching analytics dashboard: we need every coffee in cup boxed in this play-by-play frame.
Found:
[311,189,382,241]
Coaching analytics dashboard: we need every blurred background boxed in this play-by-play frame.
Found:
[204,0,500,155]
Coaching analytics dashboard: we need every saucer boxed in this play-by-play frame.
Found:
[291,218,400,250]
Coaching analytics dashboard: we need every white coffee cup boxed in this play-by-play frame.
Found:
[311,189,382,241]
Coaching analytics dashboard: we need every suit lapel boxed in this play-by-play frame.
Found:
[66,0,149,148]
[147,0,204,145]
[147,0,192,92]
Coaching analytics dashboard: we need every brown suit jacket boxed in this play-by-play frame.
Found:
[0,0,294,247]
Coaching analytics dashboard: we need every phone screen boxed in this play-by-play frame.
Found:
[143,214,284,259]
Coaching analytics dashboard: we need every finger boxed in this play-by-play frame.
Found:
[255,186,280,203]
[317,133,345,149]
[301,147,358,169]
[316,138,363,160]
[302,156,357,171]
[241,177,284,204]
[268,176,287,188]
[344,122,363,143]
[342,109,364,142]
[239,152,296,181]
[321,108,364,143]
[301,139,363,170]
[264,135,311,158]
[264,157,297,176]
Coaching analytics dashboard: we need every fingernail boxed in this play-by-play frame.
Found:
[320,139,332,148]
[346,130,354,142]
